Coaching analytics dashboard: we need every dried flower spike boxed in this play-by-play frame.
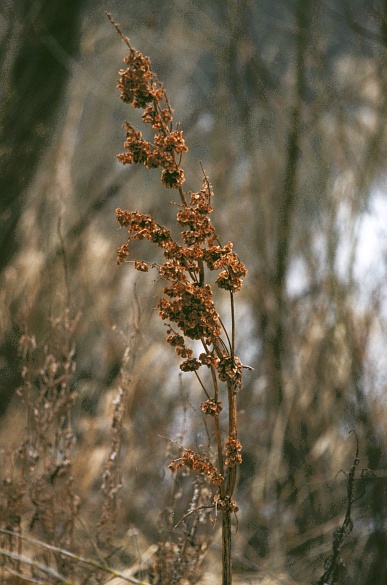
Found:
[109,16,247,582]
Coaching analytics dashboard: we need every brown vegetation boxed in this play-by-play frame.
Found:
[1,2,387,584]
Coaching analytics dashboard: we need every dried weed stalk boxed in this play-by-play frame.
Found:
[1,310,81,583]
[108,13,249,585]
[0,310,134,584]
[316,431,370,585]
[97,386,126,550]
[150,475,214,585]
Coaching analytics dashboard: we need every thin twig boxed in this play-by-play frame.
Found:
[0,529,150,585]
[230,292,235,359]
[173,504,215,529]
[105,12,132,50]
[194,370,211,399]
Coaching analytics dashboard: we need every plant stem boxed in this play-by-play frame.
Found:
[222,507,232,585]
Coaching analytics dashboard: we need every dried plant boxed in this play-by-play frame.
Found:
[1,7,384,585]
[316,431,373,585]
[107,13,249,585]
[0,309,144,585]
[97,386,126,550]
[0,310,81,582]
[148,475,214,585]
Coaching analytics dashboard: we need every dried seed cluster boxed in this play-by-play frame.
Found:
[225,436,243,467]
[169,450,224,486]
[201,399,223,416]
[114,35,245,519]
[116,193,247,383]
[213,493,239,514]
[117,47,187,189]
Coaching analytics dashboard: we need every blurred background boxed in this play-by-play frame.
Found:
[1,1,387,583]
